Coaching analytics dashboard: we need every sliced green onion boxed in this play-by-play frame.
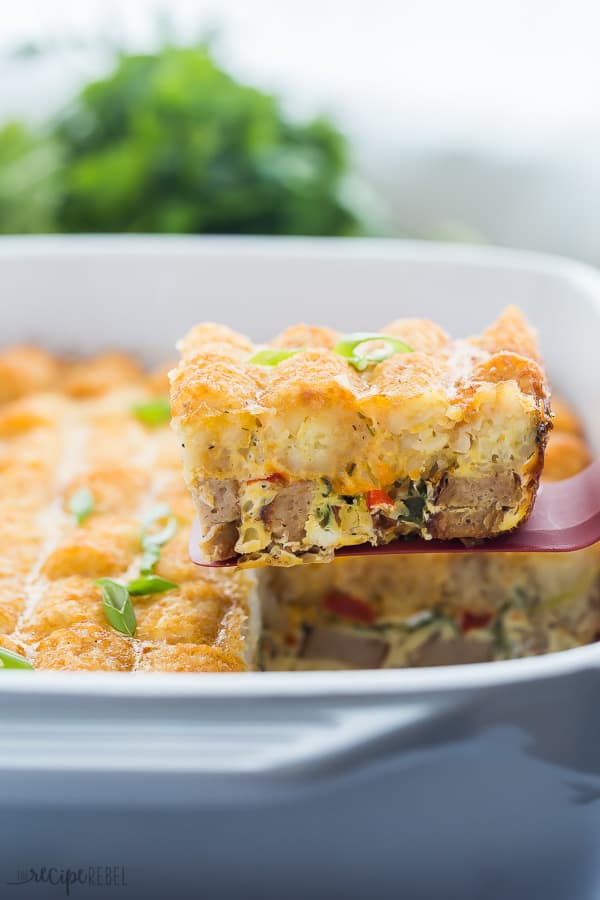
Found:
[68,486,94,525]
[127,575,178,596]
[138,505,177,574]
[141,504,177,550]
[96,578,137,637]
[0,647,33,670]
[248,348,301,366]
[144,519,177,547]
[140,545,162,575]
[132,396,171,426]
[333,333,413,371]
[142,503,172,529]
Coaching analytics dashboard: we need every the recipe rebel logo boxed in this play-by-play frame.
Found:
[5,865,128,896]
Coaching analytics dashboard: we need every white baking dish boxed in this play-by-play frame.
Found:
[1,237,599,900]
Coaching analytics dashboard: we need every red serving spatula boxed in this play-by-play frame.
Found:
[190,461,600,567]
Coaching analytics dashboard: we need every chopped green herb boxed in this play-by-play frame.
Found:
[512,586,531,611]
[132,396,171,426]
[415,479,429,499]
[68,486,94,525]
[248,348,302,366]
[334,333,413,371]
[321,478,333,497]
[127,575,178,596]
[317,505,332,528]
[96,578,137,637]
[402,495,426,524]
[0,647,33,670]
[491,605,512,657]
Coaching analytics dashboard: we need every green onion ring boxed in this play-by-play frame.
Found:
[333,333,413,371]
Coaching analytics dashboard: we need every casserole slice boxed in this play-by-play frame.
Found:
[171,307,552,566]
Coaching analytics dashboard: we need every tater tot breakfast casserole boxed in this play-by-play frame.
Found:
[0,306,597,672]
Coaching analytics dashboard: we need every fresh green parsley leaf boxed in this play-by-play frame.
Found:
[69,486,94,525]
[96,578,137,637]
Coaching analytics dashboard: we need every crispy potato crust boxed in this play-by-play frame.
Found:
[62,352,144,398]
[0,345,61,404]
[137,643,245,673]
[544,432,592,482]
[0,349,257,672]
[551,396,584,436]
[35,624,137,671]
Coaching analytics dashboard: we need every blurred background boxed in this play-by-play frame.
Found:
[2,0,600,261]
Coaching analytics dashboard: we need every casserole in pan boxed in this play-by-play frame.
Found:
[0,237,599,900]
[2,305,594,675]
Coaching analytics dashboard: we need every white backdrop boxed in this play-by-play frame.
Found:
[2,0,600,262]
